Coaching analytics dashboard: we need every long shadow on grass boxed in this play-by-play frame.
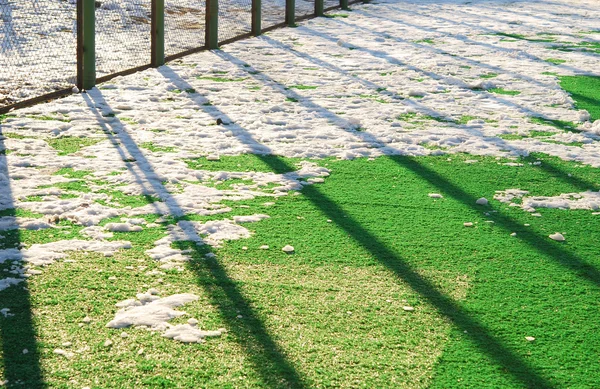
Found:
[0,128,44,386]
[157,66,556,388]
[260,34,600,195]
[228,38,600,287]
[82,91,309,389]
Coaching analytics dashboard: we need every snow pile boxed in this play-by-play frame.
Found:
[523,192,600,211]
[0,277,24,292]
[107,291,224,343]
[105,222,143,232]
[163,321,224,343]
[21,240,131,267]
[0,217,55,231]
[107,292,198,330]
[233,214,270,223]
[495,189,600,212]
[494,189,530,204]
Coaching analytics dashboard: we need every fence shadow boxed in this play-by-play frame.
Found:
[157,65,557,388]
[82,90,309,389]
[0,125,44,387]
[223,36,600,288]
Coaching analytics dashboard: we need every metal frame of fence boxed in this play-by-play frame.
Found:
[0,0,358,114]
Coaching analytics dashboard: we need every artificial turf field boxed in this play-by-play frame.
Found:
[0,79,599,388]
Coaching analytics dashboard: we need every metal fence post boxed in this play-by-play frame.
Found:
[151,0,165,66]
[341,0,349,10]
[285,0,295,27]
[77,0,96,90]
[251,0,261,36]
[206,0,219,49]
[315,0,324,16]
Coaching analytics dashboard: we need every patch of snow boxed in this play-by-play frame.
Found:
[233,214,270,223]
[105,223,143,232]
[107,292,198,330]
[0,278,24,292]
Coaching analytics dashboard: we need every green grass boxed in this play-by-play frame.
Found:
[498,133,525,140]
[287,85,318,90]
[559,75,600,121]
[549,41,600,54]
[2,132,29,139]
[491,32,555,42]
[457,115,478,125]
[51,180,91,193]
[96,191,161,208]
[423,115,454,123]
[325,13,349,18]
[397,112,418,121]
[47,137,103,156]
[286,97,299,103]
[197,76,247,82]
[479,73,498,79]
[53,168,93,179]
[140,142,177,153]
[541,140,584,147]
[25,114,71,123]
[545,58,566,65]
[359,94,389,103]
[530,116,578,132]
[3,153,600,388]
[488,88,521,96]
[185,154,300,174]
[119,117,138,125]
[169,88,197,94]
[415,38,435,44]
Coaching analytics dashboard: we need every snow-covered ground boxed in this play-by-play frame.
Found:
[1,0,600,336]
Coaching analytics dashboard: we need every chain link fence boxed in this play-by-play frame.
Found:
[0,0,77,107]
[219,0,252,42]
[95,0,152,77]
[0,0,353,112]
[165,0,206,56]
[262,0,285,30]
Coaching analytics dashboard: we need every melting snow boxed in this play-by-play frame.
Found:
[106,292,199,330]
[106,291,224,344]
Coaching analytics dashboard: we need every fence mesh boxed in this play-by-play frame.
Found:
[0,0,76,108]
[324,0,338,10]
[95,0,152,77]
[218,0,252,42]
[296,0,315,19]
[1,0,345,110]
[165,0,206,57]
[262,0,285,30]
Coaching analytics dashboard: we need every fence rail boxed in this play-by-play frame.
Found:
[0,0,352,113]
